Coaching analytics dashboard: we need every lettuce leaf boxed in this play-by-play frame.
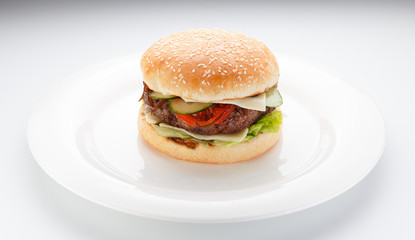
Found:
[152,124,209,146]
[152,124,192,139]
[248,110,282,135]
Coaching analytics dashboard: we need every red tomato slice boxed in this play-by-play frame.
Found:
[176,104,236,127]
[175,114,198,127]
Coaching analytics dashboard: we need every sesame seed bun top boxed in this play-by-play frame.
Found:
[141,29,279,102]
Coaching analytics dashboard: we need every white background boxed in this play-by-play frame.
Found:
[1,0,414,239]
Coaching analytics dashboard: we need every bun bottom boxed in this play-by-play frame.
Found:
[137,105,281,164]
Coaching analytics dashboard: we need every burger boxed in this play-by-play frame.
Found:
[138,29,283,164]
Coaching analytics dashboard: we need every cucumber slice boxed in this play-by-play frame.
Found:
[266,87,283,107]
[169,98,214,115]
[149,91,177,99]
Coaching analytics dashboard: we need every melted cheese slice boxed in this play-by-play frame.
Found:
[158,123,248,142]
[144,110,161,124]
[215,93,266,111]
[182,93,267,111]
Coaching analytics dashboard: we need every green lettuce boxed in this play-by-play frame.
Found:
[247,110,282,137]
[152,124,209,146]
[152,110,282,147]
[152,124,192,139]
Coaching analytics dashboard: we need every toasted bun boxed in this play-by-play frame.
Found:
[141,29,279,102]
[137,105,281,164]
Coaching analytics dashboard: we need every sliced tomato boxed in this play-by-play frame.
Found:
[175,114,198,127]
[176,104,236,128]
[213,105,236,124]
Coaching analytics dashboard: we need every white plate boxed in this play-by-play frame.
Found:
[27,54,385,223]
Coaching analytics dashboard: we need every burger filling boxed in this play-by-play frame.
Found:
[140,83,283,147]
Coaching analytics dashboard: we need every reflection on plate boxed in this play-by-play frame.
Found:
[28,54,385,222]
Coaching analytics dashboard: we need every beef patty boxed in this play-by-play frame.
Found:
[142,85,274,135]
